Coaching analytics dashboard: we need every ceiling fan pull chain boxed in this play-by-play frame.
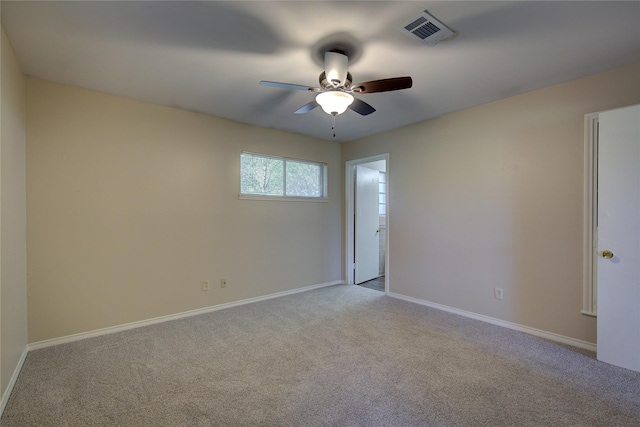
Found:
[332,113,337,138]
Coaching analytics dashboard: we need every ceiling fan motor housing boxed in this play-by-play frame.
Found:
[319,71,352,91]
[324,51,349,87]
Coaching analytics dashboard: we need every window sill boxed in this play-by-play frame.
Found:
[239,194,329,202]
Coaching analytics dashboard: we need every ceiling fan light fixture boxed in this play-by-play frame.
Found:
[316,91,354,115]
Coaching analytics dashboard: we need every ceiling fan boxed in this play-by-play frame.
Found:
[260,51,413,118]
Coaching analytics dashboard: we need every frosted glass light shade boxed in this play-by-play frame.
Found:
[316,91,354,115]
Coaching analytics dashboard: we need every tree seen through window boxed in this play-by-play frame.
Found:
[240,153,326,198]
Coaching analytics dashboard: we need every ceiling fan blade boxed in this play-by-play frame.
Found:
[260,81,316,91]
[349,97,376,116]
[294,101,319,114]
[351,77,413,94]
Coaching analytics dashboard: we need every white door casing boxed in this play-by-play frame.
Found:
[596,104,640,372]
[355,165,380,284]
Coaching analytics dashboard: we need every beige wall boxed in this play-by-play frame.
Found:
[26,78,342,342]
[342,62,640,344]
[13,48,640,348]
[1,27,28,396]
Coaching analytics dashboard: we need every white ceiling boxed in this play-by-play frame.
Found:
[2,1,639,142]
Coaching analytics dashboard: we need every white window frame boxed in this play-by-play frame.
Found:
[379,171,387,217]
[239,152,328,201]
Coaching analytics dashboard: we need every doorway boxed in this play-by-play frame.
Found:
[345,154,389,293]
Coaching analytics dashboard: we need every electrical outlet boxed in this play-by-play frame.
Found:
[220,279,227,288]
[494,287,504,300]
[201,280,210,291]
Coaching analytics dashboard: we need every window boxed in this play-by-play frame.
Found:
[378,171,387,215]
[240,152,327,199]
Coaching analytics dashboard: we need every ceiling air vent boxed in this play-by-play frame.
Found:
[402,10,455,45]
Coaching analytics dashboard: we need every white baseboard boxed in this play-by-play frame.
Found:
[29,280,343,351]
[1,346,29,416]
[388,292,597,352]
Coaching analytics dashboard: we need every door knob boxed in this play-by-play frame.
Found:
[602,250,614,259]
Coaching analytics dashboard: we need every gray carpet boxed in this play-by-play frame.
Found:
[2,285,640,426]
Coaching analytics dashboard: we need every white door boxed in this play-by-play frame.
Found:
[597,104,640,372]
[355,166,380,284]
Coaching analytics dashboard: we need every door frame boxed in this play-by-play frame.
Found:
[345,154,389,293]
[582,113,599,317]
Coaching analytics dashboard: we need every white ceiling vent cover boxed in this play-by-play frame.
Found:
[402,10,455,45]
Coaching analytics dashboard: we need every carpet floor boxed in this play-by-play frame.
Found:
[2,284,639,426]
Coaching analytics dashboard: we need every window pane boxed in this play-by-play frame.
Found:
[285,160,322,197]
[240,153,326,199]
[240,154,284,195]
